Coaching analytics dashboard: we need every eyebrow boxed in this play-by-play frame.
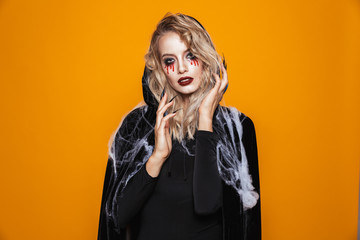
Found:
[161,53,174,58]
[161,49,190,58]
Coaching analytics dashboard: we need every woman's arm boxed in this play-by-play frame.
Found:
[116,92,178,227]
[193,130,223,215]
[116,159,158,228]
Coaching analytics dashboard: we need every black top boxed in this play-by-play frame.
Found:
[116,130,223,240]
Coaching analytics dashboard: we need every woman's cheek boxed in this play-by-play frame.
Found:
[164,64,175,74]
[190,59,199,66]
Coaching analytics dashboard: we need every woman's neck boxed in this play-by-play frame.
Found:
[183,96,189,112]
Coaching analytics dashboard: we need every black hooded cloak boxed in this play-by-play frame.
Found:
[97,66,261,240]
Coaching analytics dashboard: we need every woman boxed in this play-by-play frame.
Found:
[98,13,261,240]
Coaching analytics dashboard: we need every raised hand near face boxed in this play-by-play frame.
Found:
[153,92,177,162]
[146,92,177,177]
[198,61,228,132]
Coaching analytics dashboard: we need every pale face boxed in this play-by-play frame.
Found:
[158,31,203,101]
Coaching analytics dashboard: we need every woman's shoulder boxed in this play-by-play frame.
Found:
[217,105,255,126]
[111,105,150,142]
[122,105,149,122]
[115,104,151,130]
[216,105,257,142]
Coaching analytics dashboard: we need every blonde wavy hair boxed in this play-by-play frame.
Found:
[145,12,223,142]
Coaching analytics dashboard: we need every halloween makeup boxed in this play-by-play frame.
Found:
[163,52,199,74]
[158,31,203,99]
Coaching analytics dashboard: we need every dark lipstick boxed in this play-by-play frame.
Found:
[178,77,193,86]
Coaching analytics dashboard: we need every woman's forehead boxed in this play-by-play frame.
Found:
[158,32,189,57]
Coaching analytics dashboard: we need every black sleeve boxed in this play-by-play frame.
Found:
[193,130,223,215]
[242,117,261,240]
[116,164,158,228]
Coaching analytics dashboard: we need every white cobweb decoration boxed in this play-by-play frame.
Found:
[104,103,258,226]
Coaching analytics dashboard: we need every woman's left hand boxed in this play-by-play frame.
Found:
[198,62,228,131]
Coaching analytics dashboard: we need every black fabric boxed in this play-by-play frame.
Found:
[221,117,261,240]
[116,130,222,240]
[97,65,261,240]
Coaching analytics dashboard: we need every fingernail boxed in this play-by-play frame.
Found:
[222,53,227,70]
[224,83,228,93]
[160,88,165,99]
[169,95,177,103]
[173,108,182,114]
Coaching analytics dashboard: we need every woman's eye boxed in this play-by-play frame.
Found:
[187,52,196,60]
[164,58,174,66]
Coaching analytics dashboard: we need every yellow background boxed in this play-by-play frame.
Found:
[1,0,359,239]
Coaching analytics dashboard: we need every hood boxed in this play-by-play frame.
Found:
[142,66,158,108]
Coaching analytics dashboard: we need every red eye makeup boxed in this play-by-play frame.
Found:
[163,52,199,74]
[164,63,175,74]
[190,59,199,66]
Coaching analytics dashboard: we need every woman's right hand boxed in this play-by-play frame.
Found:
[152,92,177,164]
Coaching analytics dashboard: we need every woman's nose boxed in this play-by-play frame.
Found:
[178,60,188,74]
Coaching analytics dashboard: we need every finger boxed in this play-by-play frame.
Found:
[221,61,228,80]
[219,78,228,94]
[162,111,177,124]
[158,91,167,110]
[212,73,221,92]
[158,113,176,136]
[218,65,228,93]
[156,93,169,129]
[158,98,174,114]
[223,83,228,94]
[159,112,177,132]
